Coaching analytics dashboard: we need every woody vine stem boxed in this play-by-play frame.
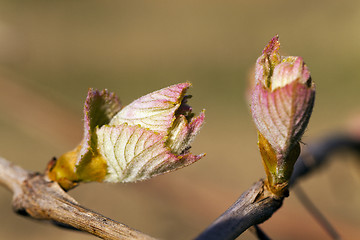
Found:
[1,135,359,239]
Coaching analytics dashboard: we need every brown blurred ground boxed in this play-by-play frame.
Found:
[0,1,359,239]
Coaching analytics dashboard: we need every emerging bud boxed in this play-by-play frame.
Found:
[48,83,205,190]
[251,35,315,195]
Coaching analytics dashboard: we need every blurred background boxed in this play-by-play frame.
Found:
[0,1,359,239]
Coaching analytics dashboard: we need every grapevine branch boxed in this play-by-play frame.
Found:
[195,134,360,240]
[0,157,156,240]
[0,134,359,240]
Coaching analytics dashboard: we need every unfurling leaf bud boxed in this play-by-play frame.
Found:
[48,83,205,190]
[251,35,315,195]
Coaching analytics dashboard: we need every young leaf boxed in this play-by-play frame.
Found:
[251,36,315,195]
[48,83,205,190]
[96,124,203,182]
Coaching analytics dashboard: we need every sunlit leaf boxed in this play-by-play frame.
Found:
[96,124,202,182]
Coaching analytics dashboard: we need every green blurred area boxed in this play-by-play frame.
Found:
[0,1,359,239]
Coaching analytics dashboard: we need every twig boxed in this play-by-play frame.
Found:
[196,134,360,240]
[252,225,272,240]
[1,134,359,240]
[294,185,342,240]
[0,157,156,240]
[290,134,360,187]
[248,225,272,240]
[0,157,29,197]
[195,180,283,240]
